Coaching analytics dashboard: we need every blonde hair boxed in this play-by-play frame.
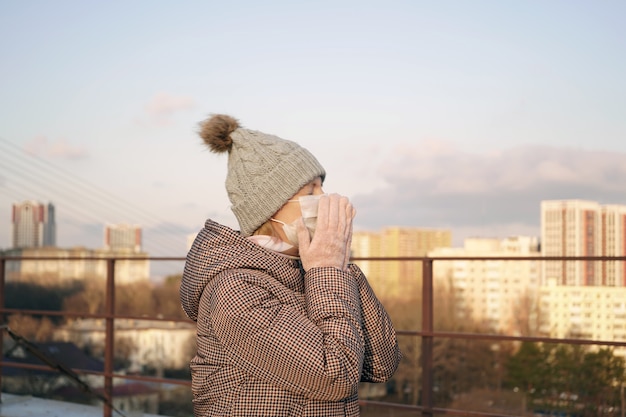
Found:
[253,220,277,237]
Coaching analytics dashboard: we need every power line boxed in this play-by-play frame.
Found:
[0,137,185,229]
[0,137,193,261]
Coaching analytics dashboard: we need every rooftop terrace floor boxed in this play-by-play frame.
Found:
[0,393,165,417]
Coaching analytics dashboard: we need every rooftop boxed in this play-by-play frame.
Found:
[0,393,166,417]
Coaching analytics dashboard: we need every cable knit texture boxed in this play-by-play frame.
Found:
[198,114,326,236]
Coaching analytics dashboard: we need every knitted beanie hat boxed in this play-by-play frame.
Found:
[199,114,326,236]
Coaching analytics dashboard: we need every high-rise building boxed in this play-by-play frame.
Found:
[11,201,56,248]
[351,226,452,300]
[541,200,626,286]
[104,224,142,252]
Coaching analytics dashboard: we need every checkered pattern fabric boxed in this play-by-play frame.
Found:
[180,220,401,416]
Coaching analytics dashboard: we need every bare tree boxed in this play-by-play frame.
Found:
[7,314,55,341]
[509,288,546,337]
[62,280,106,315]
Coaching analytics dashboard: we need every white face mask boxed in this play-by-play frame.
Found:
[247,234,295,253]
[271,194,321,248]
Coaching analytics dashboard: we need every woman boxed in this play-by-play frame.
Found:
[180,114,401,416]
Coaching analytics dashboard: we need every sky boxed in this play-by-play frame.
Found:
[1,0,626,268]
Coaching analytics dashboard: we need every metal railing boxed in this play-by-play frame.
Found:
[1,254,626,417]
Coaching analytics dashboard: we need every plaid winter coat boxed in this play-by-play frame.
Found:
[180,220,401,416]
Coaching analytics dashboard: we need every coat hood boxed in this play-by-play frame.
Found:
[180,219,301,321]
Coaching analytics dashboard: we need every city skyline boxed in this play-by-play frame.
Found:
[3,192,626,257]
[1,1,625,255]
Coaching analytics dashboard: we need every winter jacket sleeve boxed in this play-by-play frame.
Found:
[204,266,365,402]
[348,263,402,382]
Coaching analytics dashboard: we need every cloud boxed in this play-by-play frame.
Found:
[143,92,195,126]
[23,136,88,160]
[353,142,626,243]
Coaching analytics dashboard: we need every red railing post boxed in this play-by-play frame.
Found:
[103,258,115,417]
[421,257,434,416]
[0,257,5,400]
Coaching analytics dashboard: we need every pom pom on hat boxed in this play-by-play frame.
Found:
[199,114,240,153]
[198,113,326,236]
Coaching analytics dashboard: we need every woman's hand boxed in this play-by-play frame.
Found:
[298,194,356,272]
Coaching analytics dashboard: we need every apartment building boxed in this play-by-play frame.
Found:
[539,279,626,359]
[11,201,56,248]
[104,224,142,252]
[429,236,540,334]
[3,246,150,284]
[351,226,451,300]
[55,318,196,371]
[541,200,626,286]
